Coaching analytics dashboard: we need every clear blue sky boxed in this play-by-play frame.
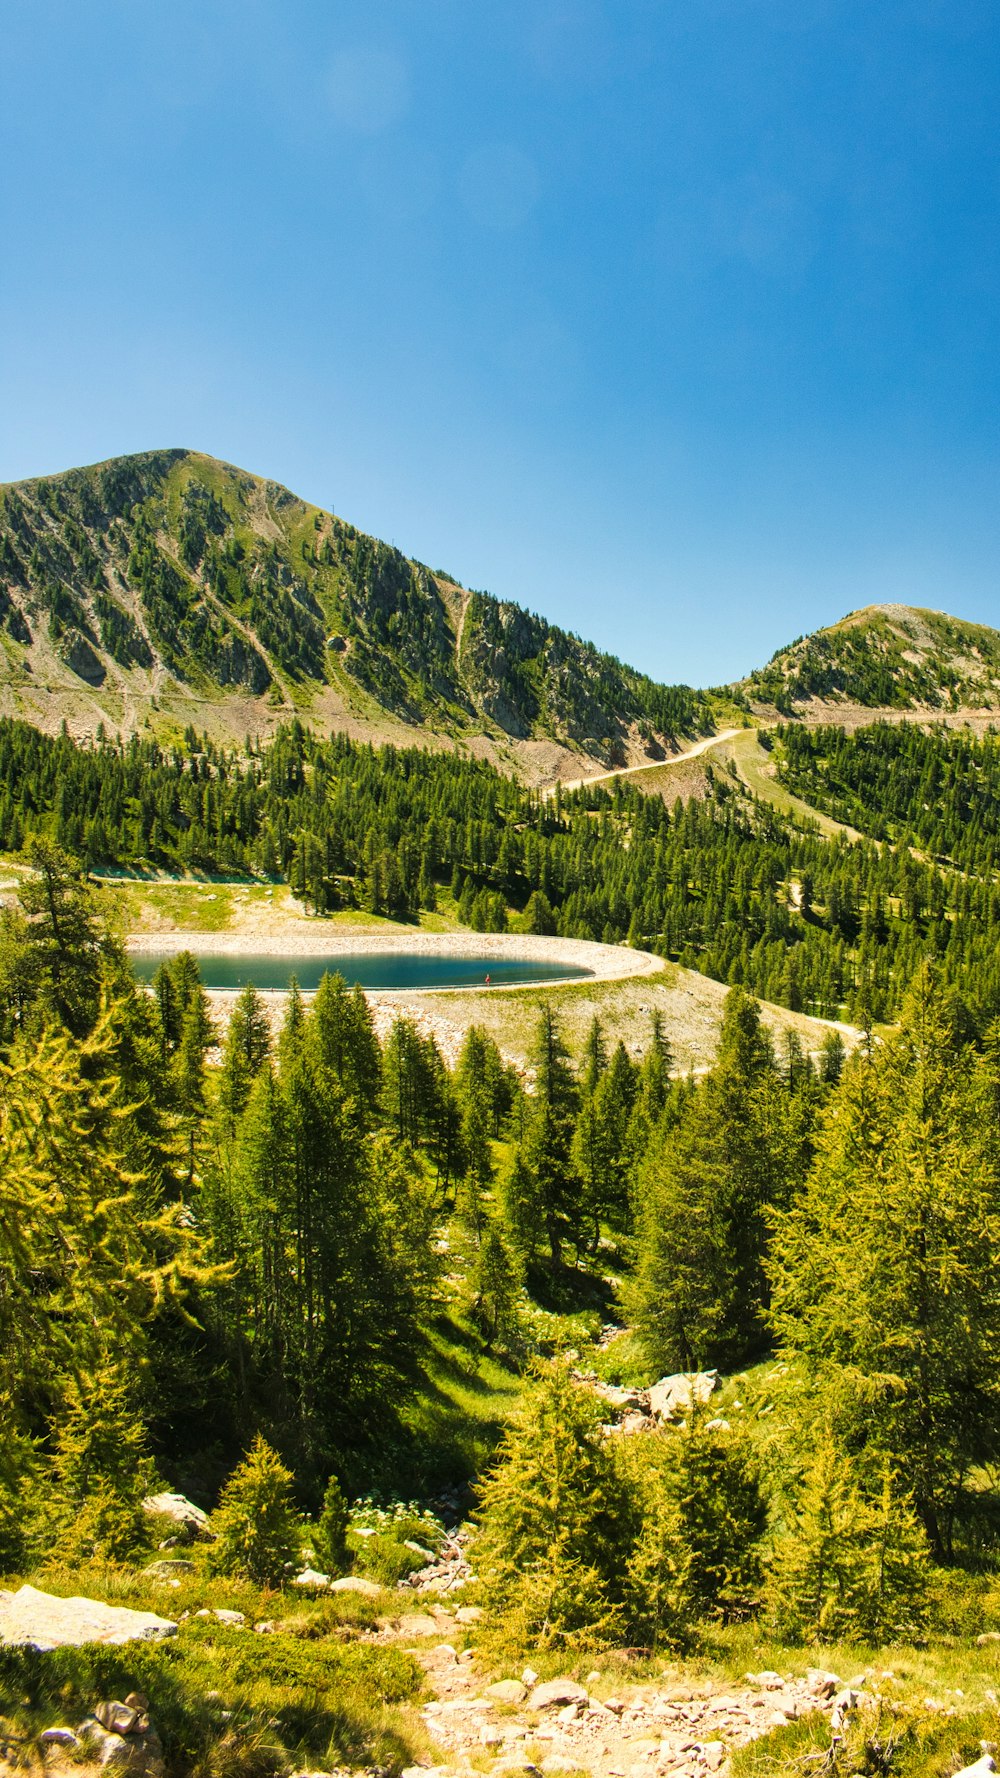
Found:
[2,1,998,686]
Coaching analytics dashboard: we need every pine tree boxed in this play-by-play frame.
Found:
[769,965,1000,1556]
[521,1008,580,1266]
[47,1359,155,1562]
[312,1472,350,1575]
[218,982,271,1127]
[475,1361,633,1649]
[210,1435,301,1585]
[473,1222,523,1355]
[632,988,804,1372]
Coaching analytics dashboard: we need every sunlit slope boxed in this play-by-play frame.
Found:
[0,449,707,771]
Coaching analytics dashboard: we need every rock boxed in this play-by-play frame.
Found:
[0,1586,177,1651]
[702,1748,725,1773]
[978,1633,1000,1647]
[806,1669,841,1698]
[953,1760,996,1778]
[94,1702,146,1736]
[404,1541,436,1560]
[401,1614,441,1637]
[745,1671,784,1691]
[487,1681,528,1706]
[523,1667,540,1686]
[455,1605,483,1624]
[78,1718,165,1778]
[329,1577,380,1597]
[604,1698,625,1716]
[142,1491,213,1542]
[39,1728,80,1749]
[211,1609,246,1627]
[529,1679,590,1711]
[480,1728,504,1747]
[142,1560,195,1579]
[293,1570,331,1590]
[648,1371,718,1423]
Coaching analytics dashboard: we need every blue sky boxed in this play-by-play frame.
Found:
[2,0,998,686]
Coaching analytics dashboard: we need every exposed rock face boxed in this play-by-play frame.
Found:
[0,1585,177,1650]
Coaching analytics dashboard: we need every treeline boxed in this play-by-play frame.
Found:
[5,716,1000,1022]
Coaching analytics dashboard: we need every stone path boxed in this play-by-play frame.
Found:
[388,1607,859,1778]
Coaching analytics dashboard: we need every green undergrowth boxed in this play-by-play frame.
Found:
[0,1566,427,1778]
[376,1308,524,1498]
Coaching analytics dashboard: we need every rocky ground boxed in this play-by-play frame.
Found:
[395,1616,864,1778]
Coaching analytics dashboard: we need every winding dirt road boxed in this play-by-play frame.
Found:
[552,728,743,795]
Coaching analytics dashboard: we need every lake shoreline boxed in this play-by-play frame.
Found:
[124,927,666,989]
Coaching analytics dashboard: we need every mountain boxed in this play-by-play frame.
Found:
[0,449,708,779]
[743,602,1000,717]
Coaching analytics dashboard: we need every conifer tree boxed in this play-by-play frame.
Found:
[210,1435,300,1585]
[218,981,271,1128]
[473,1222,523,1355]
[632,988,803,1371]
[521,1008,580,1266]
[313,1473,350,1575]
[475,1361,633,1649]
[48,1359,154,1562]
[769,965,1000,1556]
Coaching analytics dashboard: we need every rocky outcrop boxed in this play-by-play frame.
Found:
[0,1585,177,1650]
[142,1490,213,1543]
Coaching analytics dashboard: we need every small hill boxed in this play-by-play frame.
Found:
[744,602,1000,718]
[0,449,707,777]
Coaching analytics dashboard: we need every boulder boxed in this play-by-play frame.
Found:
[79,1703,164,1778]
[79,1721,164,1777]
[142,1491,213,1542]
[39,1729,80,1749]
[529,1679,590,1711]
[292,1570,330,1590]
[455,1605,482,1624]
[329,1576,380,1597]
[648,1371,718,1423]
[94,1703,148,1736]
[487,1681,528,1706]
[952,1760,996,1778]
[0,1586,177,1651]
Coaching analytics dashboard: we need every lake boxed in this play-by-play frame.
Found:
[129,950,595,993]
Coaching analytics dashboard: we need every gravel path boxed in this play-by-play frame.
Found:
[382,1614,863,1778]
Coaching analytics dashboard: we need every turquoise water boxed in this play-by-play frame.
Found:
[130,950,594,993]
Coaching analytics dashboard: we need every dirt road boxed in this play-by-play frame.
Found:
[552,729,744,796]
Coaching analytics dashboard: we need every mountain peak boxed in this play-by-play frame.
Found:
[745,601,1000,716]
[0,448,706,779]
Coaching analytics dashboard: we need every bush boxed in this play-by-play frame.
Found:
[209,1436,301,1587]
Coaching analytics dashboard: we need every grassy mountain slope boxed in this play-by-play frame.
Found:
[744,602,1000,716]
[0,449,708,775]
